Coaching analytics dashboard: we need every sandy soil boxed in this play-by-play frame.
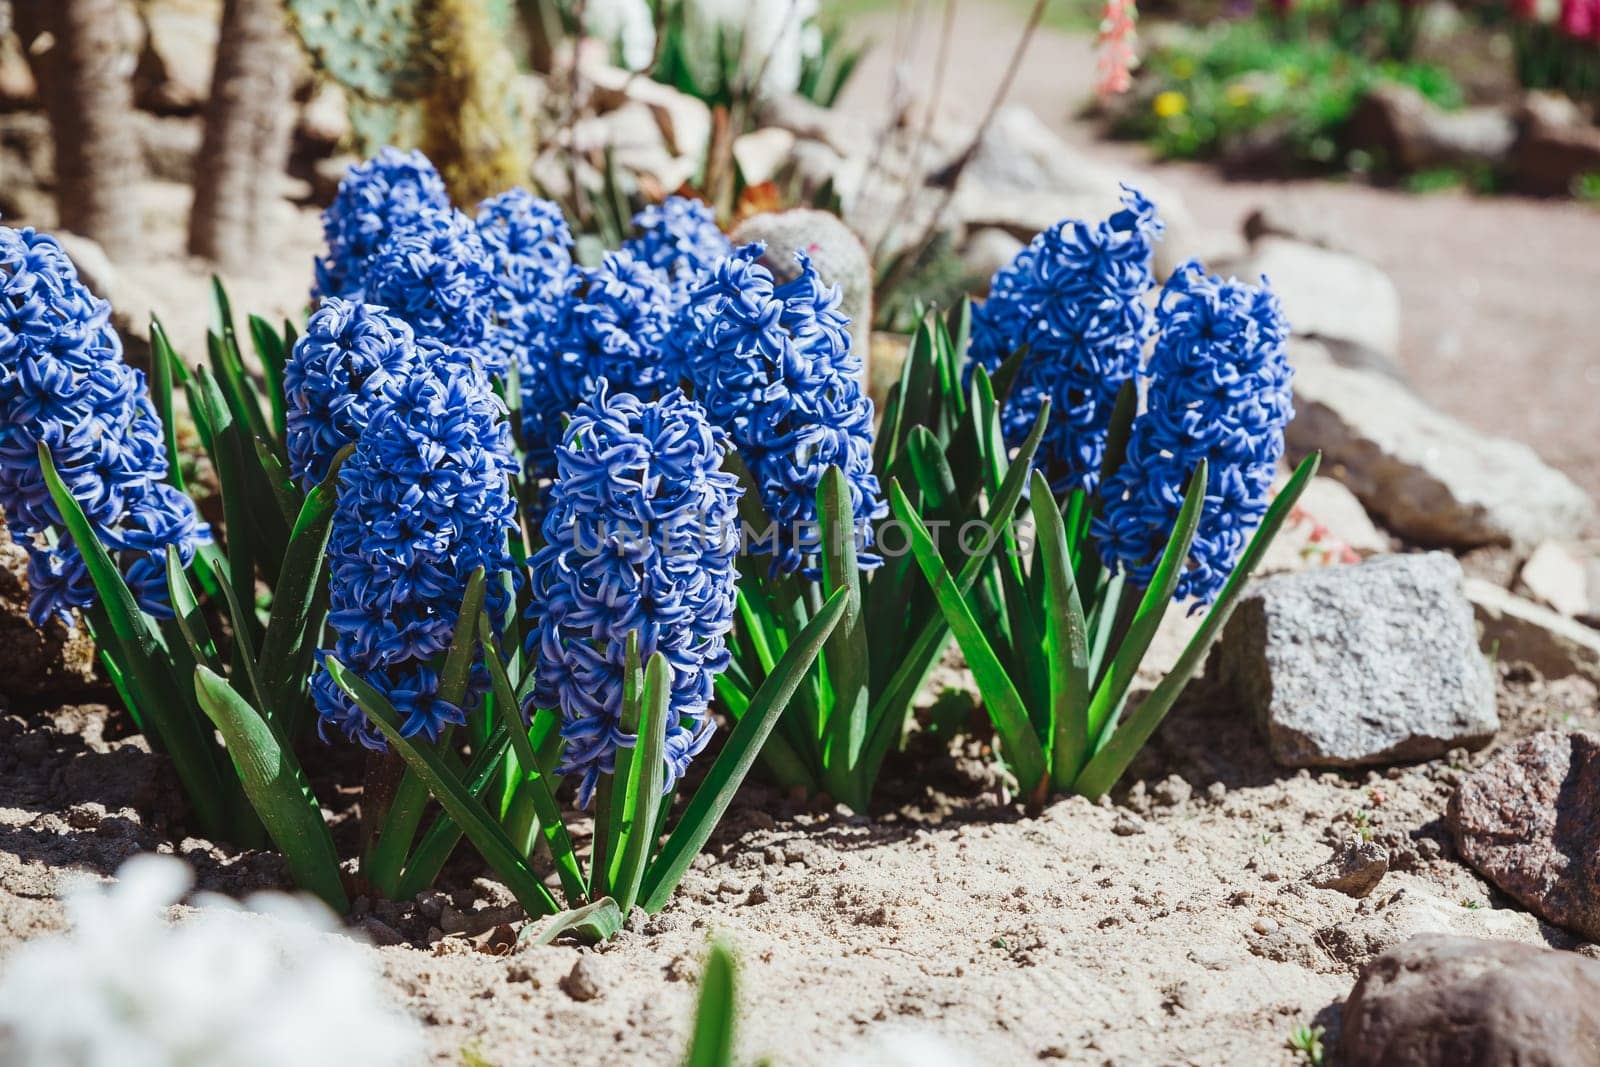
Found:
[4,6,1600,1065]
[2,661,1596,1065]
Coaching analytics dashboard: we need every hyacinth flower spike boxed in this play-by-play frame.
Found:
[968,185,1164,495]
[891,257,1318,802]
[331,381,849,923]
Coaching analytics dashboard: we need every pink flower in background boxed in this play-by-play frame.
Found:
[1096,0,1140,96]
[1559,0,1598,39]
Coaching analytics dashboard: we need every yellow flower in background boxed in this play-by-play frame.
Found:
[1153,90,1188,118]
[1225,82,1254,108]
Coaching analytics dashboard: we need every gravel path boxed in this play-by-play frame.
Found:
[843,3,1600,497]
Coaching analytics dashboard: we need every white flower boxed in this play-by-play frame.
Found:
[582,0,658,72]
[0,854,424,1067]
[830,1027,981,1067]
[680,0,822,98]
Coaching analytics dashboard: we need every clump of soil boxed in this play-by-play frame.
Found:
[2,662,1595,1065]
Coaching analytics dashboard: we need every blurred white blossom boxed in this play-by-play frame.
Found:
[0,854,423,1067]
[831,1027,981,1067]
[582,0,658,72]
[681,0,823,98]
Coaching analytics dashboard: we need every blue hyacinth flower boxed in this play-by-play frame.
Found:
[527,383,742,806]
[1093,260,1294,606]
[313,349,518,747]
[0,224,210,627]
[283,297,421,490]
[313,147,451,302]
[680,243,885,578]
[969,186,1164,495]
[362,207,502,372]
[623,196,732,309]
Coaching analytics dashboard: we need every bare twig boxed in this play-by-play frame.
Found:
[870,0,958,264]
[873,0,1047,311]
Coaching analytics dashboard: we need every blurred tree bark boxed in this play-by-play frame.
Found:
[12,0,144,258]
[187,0,297,272]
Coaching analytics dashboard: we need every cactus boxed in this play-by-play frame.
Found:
[285,0,528,204]
[418,0,528,207]
[731,209,873,380]
[285,0,430,102]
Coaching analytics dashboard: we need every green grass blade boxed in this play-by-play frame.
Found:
[481,614,586,907]
[640,588,848,913]
[1031,472,1093,790]
[1075,454,1321,798]
[891,482,1047,798]
[685,941,737,1067]
[1083,461,1209,749]
[193,667,347,912]
[818,467,869,810]
[611,653,671,915]
[327,658,560,918]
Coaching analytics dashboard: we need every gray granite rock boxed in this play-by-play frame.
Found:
[1214,553,1498,767]
[1340,934,1600,1067]
[1288,354,1595,549]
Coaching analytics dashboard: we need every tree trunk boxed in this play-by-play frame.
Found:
[187,0,296,272]
[12,0,143,258]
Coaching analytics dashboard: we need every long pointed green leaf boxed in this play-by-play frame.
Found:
[685,942,738,1067]
[1031,472,1092,790]
[363,568,486,896]
[523,897,625,946]
[481,613,586,907]
[818,467,869,810]
[640,587,848,912]
[164,545,220,673]
[248,313,289,446]
[890,482,1046,798]
[859,399,1051,785]
[1083,460,1209,747]
[1075,454,1321,797]
[327,658,559,918]
[395,723,511,898]
[611,653,671,915]
[38,443,230,836]
[193,667,347,912]
[149,317,186,493]
[257,444,350,731]
[594,632,643,898]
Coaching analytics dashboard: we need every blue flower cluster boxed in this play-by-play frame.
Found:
[1094,261,1294,605]
[312,350,518,746]
[283,298,420,490]
[0,225,209,627]
[475,187,574,329]
[623,197,733,309]
[969,186,1164,495]
[516,250,676,500]
[527,384,741,806]
[313,148,450,301]
[680,244,885,577]
[362,207,501,370]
